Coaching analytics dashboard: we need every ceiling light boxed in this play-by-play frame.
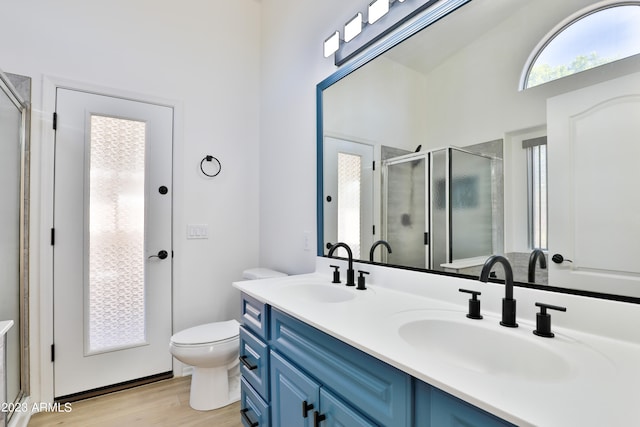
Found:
[368,0,390,24]
[344,13,363,42]
[324,31,340,57]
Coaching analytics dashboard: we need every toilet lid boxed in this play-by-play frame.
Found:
[171,320,239,345]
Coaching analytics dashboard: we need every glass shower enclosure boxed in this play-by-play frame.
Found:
[383,147,499,270]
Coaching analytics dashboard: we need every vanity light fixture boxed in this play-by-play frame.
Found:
[368,0,390,24]
[323,0,464,65]
[324,31,341,57]
[344,13,363,42]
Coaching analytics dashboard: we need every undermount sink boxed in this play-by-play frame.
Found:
[393,311,577,382]
[283,283,356,303]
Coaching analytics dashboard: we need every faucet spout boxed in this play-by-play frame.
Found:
[369,240,392,262]
[479,255,518,327]
[527,249,547,283]
[328,242,355,286]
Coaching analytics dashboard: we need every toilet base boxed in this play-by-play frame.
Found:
[189,366,240,411]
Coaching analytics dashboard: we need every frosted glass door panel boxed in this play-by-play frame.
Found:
[384,157,426,269]
[337,153,362,259]
[450,149,493,261]
[87,116,146,354]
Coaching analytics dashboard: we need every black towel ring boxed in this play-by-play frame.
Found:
[200,155,222,177]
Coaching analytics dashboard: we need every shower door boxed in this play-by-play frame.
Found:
[449,148,494,262]
[0,72,28,421]
[383,153,428,269]
[53,88,173,398]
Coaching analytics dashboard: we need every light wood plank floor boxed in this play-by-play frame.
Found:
[28,377,243,427]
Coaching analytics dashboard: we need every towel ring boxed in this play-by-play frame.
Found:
[200,155,222,177]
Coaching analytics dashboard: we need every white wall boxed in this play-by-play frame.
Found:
[0,0,261,401]
[259,0,362,274]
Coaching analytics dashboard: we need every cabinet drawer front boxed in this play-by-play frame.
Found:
[240,326,270,400]
[241,293,268,340]
[241,378,270,427]
[270,309,411,427]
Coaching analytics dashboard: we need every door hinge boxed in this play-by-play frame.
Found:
[424,232,429,245]
[372,160,376,171]
[373,225,376,235]
[51,228,55,246]
[53,112,57,130]
[51,344,55,362]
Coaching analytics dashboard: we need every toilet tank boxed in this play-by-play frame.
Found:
[242,268,287,280]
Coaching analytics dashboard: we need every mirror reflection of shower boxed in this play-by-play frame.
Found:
[382,140,504,271]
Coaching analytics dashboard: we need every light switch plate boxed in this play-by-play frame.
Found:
[187,224,208,239]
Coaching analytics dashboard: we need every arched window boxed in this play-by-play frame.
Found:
[521,3,640,89]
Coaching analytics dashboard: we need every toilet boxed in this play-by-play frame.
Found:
[169,268,287,411]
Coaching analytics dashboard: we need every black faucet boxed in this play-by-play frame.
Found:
[479,255,518,327]
[328,242,355,286]
[528,249,547,283]
[369,240,392,262]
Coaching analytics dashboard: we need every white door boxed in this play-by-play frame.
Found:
[323,137,374,260]
[53,88,173,397]
[547,71,640,297]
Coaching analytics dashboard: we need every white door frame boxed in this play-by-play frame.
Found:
[34,76,184,404]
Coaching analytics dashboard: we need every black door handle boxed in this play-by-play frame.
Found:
[148,250,169,260]
[551,254,572,264]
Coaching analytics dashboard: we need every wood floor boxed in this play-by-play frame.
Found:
[28,377,243,427]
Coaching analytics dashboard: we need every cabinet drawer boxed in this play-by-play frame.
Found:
[241,378,270,427]
[270,308,411,427]
[240,326,270,400]
[241,293,268,340]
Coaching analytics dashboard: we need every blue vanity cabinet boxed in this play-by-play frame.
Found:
[270,308,411,427]
[414,379,516,427]
[239,294,271,427]
[270,350,376,427]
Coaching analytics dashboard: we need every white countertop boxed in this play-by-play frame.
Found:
[0,320,13,336]
[233,261,640,427]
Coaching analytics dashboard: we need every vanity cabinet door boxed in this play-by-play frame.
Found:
[319,388,377,427]
[415,379,515,427]
[270,351,320,427]
[240,326,270,400]
[271,350,376,427]
[241,377,270,427]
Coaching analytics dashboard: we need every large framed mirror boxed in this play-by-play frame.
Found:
[317,0,640,301]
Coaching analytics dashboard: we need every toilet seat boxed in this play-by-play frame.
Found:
[171,320,239,346]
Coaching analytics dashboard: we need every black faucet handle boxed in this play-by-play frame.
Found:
[459,288,483,319]
[330,265,341,284]
[357,270,369,290]
[533,302,567,338]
